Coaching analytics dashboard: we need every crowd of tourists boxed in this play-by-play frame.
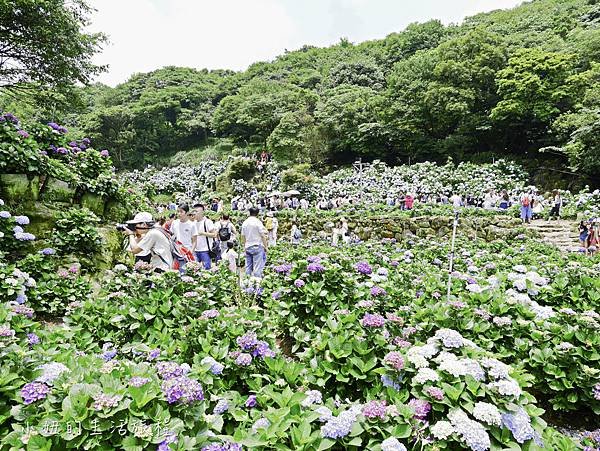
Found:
[121,203,305,278]
[121,183,600,275]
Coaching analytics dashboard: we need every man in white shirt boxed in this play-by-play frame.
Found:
[124,212,173,272]
[450,193,463,208]
[241,207,268,277]
[193,204,217,269]
[170,204,196,270]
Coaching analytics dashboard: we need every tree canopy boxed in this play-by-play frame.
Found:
[5,0,600,178]
[0,0,105,95]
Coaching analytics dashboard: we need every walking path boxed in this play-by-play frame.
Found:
[527,219,579,253]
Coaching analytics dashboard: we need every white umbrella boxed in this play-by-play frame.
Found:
[284,190,301,196]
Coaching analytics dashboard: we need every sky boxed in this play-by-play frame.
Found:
[87,0,525,87]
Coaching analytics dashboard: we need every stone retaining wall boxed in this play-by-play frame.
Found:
[272,214,525,242]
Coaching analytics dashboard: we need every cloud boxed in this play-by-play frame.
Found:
[87,0,524,87]
[88,0,297,85]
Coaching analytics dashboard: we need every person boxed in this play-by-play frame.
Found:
[397,192,406,210]
[216,198,224,213]
[405,193,414,210]
[241,207,268,278]
[449,192,462,209]
[290,223,302,245]
[587,219,599,256]
[300,198,309,209]
[548,190,562,221]
[532,193,545,220]
[170,204,197,271]
[483,190,494,210]
[123,212,172,272]
[221,241,238,273]
[217,213,237,255]
[193,205,218,269]
[499,191,510,210]
[266,211,279,246]
[520,191,533,224]
[579,220,589,250]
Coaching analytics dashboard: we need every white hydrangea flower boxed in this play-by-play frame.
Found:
[472,402,502,426]
[413,368,440,384]
[488,378,522,397]
[430,420,455,440]
[481,358,510,379]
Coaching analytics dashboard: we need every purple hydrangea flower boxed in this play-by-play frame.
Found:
[201,356,224,375]
[235,353,252,366]
[129,377,151,387]
[161,376,204,404]
[593,383,600,401]
[15,216,30,225]
[425,386,444,401]
[294,279,305,288]
[21,382,50,404]
[384,351,405,370]
[274,263,292,274]
[147,348,160,360]
[362,400,387,419]
[361,313,386,328]
[100,149,110,157]
[27,333,40,347]
[17,130,29,138]
[158,431,178,451]
[40,248,55,256]
[321,405,362,439]
[245,394,257,408]
[213,398,229,415]
[370,286,386,297]
[237,332,258,350]
[501,408,538,444]
[16,294,27,304]
[307,262,325,273]
[201,309,219,319]
[408,398,431,421]
[156,361,189,379]
[272,291,282,300]
[307,255,322,263]
[355,261,372,275]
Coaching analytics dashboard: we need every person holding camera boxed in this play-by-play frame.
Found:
[122,212,172,272]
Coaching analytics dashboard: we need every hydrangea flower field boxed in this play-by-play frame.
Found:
[1,194,600,450]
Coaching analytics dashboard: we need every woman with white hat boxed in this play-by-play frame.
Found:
[123,212,173,272]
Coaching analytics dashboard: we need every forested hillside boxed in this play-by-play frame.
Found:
[5,0,600,177]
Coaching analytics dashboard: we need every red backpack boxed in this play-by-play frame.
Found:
[521,196,530,207]
[156,228,194,270]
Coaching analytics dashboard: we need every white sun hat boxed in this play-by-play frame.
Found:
[126,212,154,224]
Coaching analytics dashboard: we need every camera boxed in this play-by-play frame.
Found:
[116,223,135,232]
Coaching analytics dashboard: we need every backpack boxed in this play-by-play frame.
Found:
[265,217,273,230]
[218,223,231,242]
[156,228,194,269]
[521,196,530,207]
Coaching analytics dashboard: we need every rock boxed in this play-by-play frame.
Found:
[80,193,105,217]
[40,177,75,203]
[0,174,39,203]
[96,227,126,271]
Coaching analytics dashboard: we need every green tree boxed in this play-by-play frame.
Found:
[385,29,507,161]
[0,0,105,93]
[491,49,579,150]
[212,80,317,144]
[315,84,386,159]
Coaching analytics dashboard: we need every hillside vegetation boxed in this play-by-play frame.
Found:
[3,0,600,182]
